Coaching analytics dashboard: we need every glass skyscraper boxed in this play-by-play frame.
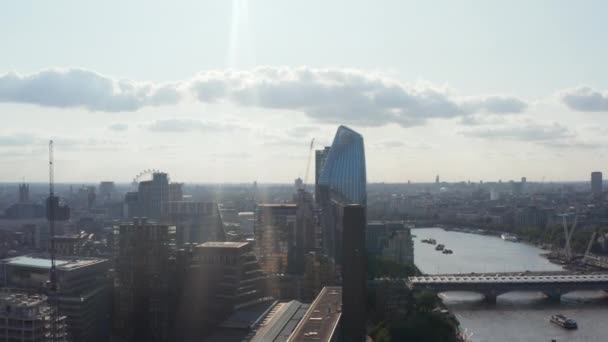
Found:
[318,125,367,205]
[317,125,367,263]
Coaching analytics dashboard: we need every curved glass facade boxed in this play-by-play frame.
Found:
[319,125,366,205]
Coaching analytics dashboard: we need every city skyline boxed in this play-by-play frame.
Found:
[2,1,608,183]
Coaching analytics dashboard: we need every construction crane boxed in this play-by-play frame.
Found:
[47,140,59,342]
[302,138,315,186]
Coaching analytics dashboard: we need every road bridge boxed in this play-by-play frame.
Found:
[407,272,608,304]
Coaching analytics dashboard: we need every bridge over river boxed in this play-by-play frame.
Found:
[407,272,608,304]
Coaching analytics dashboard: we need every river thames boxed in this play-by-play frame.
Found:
[413,227,608,342]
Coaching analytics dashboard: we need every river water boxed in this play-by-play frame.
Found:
[413,227,608,342]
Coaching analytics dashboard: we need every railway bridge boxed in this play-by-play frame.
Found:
[407,272,608,304]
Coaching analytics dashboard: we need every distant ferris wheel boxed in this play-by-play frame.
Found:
[131,169,169,188]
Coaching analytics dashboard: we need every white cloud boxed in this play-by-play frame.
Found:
[0,68,181,112]
[189,67,527,127]
[461,122,571,142]
[108,123,129,131]
[0,133,37,146]
[460,95,528,114]
[143,118,242,133]
[560,86,608,112]
[0,67,527,127]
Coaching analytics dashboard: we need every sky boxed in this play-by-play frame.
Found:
[1,0,608,183]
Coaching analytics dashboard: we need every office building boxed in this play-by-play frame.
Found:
[0,290,68,342]
[381,226,414,265]
[591,171,603,195]
[123,192,139,218]
[175,242,271,340]
[162,201,225,245]
[113,218,171,342]
[366,221,389,257]
[0,255,109,342]
[98,181,115,202]
[254,204,297,274]
[367,221,415,262]
[137,172,169,219]
[293,189,316,274]
[341,205,366,342]
[169,182,183,201]
[124,172,174,219]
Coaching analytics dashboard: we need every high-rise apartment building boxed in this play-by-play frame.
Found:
[254,204,298,274]
[318,126,366,262]
[341,205,367,342]
[591,171,603,195]
[0,255,109,342]
[0,290,68,342]
[113,218,171,342]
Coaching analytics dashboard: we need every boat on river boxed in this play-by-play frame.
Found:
[550,314,578,329]
[435,244,445,251]
[442,249,453,254]
[501,233,519,242]
[421,238,437,245]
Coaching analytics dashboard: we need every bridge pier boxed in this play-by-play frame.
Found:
[545,291,562,303]
[483,293,498,305]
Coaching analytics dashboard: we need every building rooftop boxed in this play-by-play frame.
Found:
[287,287,342,342]
[0,291,46,307]
[3,255,107,271]
[206,300,309,342]
[257,204,298,208]
[250,300,310,342]
[200,241,249,249]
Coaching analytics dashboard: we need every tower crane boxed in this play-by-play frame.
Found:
[47,140,59,342]
[302,138,315,186]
